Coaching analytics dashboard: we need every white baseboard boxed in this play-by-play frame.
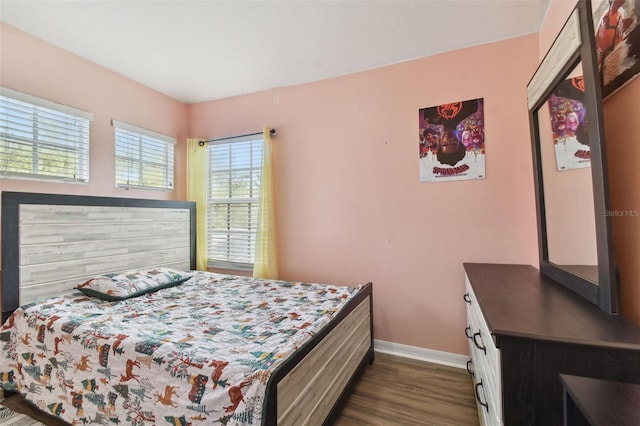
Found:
[374,339,469,369]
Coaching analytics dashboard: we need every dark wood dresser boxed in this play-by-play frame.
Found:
[464,263,640,425]
[560,374,640,426]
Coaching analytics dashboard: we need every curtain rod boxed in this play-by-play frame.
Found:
[198,128,276,146]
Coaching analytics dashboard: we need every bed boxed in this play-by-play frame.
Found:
[0,191,374,425]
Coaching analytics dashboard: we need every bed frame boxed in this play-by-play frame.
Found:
[0,191,374,425]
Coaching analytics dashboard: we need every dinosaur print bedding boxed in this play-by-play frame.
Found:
[0,271,362,425]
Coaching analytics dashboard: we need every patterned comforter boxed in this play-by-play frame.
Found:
[0,272,362,425]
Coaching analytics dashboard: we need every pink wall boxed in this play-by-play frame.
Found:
[189,35,540,355]
[605,77,640,323]
[0,23,189,269]
[540,1,640,324]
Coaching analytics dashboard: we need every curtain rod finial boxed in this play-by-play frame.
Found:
[270,128,276,137]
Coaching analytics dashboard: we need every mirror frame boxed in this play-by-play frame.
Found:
[527,0,618,314]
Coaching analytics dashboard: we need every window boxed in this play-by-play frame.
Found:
[113,120,175,190]
[0,87,91,182]
[207,135,264,270]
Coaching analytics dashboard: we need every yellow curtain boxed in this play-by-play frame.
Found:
[187,138,208,271]
[253,126,278,279]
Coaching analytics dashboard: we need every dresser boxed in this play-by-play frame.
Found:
[560,374,640,426]
[464,263,640,425]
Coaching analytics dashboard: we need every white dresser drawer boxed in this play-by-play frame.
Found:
[468,335,502,423]
[465,274,502,425]
[474,376,502,426]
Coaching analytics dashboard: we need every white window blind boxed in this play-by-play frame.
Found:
[207,135,264,271]
[0,87,91,182]
[113,120,175,190]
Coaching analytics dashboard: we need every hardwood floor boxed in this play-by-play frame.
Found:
[334,352,480,426]
[2,352,480,426]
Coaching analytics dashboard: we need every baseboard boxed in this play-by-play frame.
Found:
[374,339,469,369]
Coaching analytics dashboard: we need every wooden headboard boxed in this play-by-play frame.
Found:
[1,192,196,321]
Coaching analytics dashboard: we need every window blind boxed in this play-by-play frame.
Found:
[0,87,91,182]
[207,135,264,270]
[113,120,175,190]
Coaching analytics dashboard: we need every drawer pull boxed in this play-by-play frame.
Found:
[473,331,487,355]
[475,380,489,413]
[463,292,472,304]
[465,326,473,339]
[466,360,475,377]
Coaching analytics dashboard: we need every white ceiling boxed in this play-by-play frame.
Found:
[0,0,549,104]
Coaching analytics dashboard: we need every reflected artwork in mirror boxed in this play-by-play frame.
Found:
[540,62,598,283]
[527,0,619,313]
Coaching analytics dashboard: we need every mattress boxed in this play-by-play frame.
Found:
[0,271,361,425]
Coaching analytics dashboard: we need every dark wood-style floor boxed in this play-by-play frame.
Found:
[2,352,480,425]
[335,352,480,425]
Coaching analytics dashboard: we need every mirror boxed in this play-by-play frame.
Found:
[527,0,618,313]
[540,62,598,283]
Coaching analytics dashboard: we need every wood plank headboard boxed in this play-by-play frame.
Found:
[1,192,196,321]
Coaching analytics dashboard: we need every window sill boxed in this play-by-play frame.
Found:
[207,267,252,277]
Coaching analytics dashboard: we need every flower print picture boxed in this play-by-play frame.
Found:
[419,98,485,183]
[548,76,591,171]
